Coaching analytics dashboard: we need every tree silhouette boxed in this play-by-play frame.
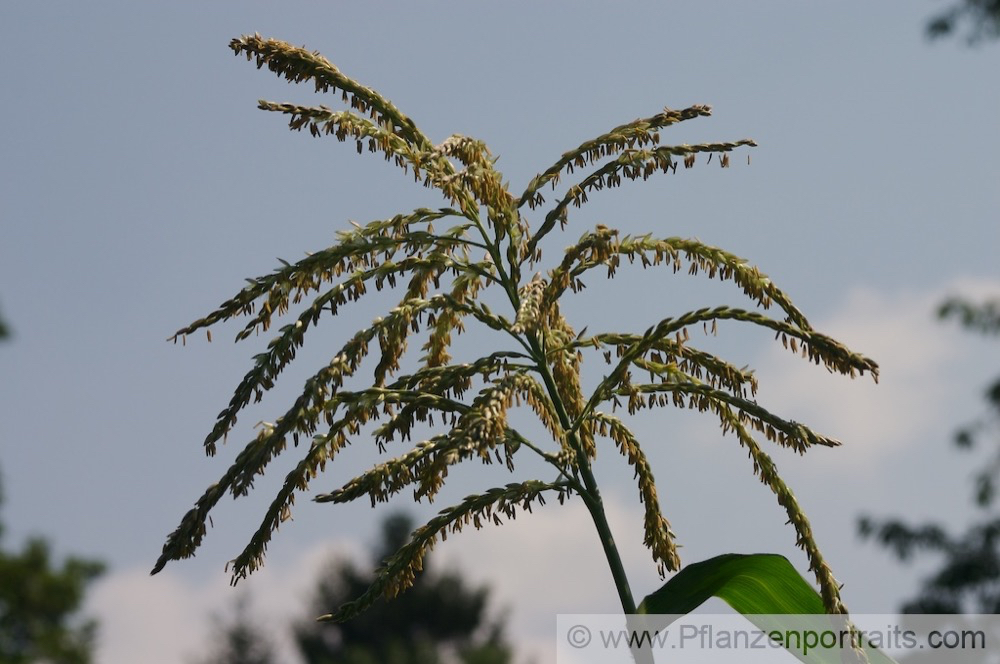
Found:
[860,296,1000,613]
[926,0,1000,43]
[194,595,278,664]
[0,474,105,664]
[294,513,511,664]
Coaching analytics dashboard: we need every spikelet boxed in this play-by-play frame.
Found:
[511,274,547,334]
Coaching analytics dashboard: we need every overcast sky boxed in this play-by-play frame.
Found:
[2,2,999,663]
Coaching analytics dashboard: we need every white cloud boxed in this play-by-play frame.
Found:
[751,278,1000,465]
[86,540,358,664]
[86,568,211,664]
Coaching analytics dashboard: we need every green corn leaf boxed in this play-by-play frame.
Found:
[638,553,898,663]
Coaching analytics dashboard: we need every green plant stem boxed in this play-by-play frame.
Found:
[577,460,638,612]
[526,336,639,615]
[488,205,639,620]
[573,452,658,664]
